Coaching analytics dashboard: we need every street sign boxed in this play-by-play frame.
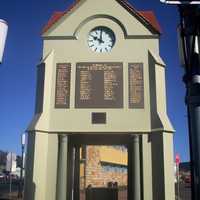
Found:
[6,152,17,172]
[21,133,26,146]
[160,0,200,4]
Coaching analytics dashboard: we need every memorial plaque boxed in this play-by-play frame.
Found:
[129,63,144,108]
[75,62,123,108]
[92,113,107,124]
[55,63,71,108]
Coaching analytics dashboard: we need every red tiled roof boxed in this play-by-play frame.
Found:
[138,11,162,34]
[42,0,81,34]
[116,0,162,34]
[42,11,65,34]
[42,0,162,34]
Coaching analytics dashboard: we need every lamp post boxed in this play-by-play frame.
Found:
[160,1,200,200]
[18,133,26,198]
[0,19,8,64]
[178,6,200,200]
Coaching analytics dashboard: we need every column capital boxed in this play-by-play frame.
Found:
[130,134,140,143]
[60,135,68,143]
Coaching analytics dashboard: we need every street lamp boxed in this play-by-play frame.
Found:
[18,133,26,198]
[161,0,200,4]
[0,19,8,64]
[160,1,200,200]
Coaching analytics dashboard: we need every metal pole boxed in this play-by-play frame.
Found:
[186,78,200,200]
[18,144,25,198]
[179,5,200,200]
[18,133,25,198]
[9,152,12,198]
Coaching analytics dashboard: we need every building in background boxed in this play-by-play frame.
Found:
[80,146,127,189]
[6,152,16,173]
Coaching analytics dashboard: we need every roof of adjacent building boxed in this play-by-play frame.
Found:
[42,0,162,35]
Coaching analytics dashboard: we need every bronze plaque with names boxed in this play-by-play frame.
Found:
[75,62,123,108]
[55,63,71,108]
[129,63,144,108]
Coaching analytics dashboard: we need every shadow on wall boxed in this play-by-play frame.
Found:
[23,133,36,200]
[148,52,163,130]
[150,133,165,200]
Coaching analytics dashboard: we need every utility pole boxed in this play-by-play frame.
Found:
[160,1,200,200]
[18,133,26,198]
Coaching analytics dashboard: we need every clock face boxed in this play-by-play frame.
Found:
[88,26,116,53]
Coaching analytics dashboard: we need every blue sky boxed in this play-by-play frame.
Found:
[0,0,189,161]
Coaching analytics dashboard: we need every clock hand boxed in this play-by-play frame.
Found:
[90,34,98,41]
[89,34,104,44]
[100,30,103,42]
[91,35,103,44]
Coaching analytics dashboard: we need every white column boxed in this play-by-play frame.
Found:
[56,135,68,200]
[130,135,141,200]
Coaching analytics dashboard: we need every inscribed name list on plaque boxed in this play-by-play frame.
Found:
[55,63,71,108]
[75,62,123,108]
[129,63,144,108]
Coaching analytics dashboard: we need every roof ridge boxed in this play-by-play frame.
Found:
[42,0,82,34]
[117,0,161,34]
[42,0,161,35]
[138,11,162,34]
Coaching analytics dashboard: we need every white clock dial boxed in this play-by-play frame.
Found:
[88,26,116,53]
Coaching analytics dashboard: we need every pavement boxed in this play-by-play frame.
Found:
[0,182,22,200]
[81,184,191,200]
[0,182,191,200]
[0,191,22,200]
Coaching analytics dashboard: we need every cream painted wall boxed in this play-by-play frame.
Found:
[27,0,173,133]
[25,1,175,200]
[25,132,58,200]
[163,132,175,200]
[142,134,153,200]
[32,132,49,200]
[45,134,58,200]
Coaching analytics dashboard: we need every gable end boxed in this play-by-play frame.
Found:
[42,0,162,35]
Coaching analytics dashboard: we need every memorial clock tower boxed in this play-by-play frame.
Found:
[24,0,175,200]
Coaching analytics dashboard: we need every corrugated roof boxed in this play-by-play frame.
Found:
[42,0,162,34]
